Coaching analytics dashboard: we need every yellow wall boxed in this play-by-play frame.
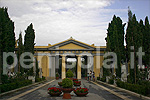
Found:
[58,43,87,49]
[41,56,49,78]
[93,55,104,77]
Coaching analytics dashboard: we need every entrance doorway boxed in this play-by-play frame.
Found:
[81,56,88,78]
[66,56,77,78]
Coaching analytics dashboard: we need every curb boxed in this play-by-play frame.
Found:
[96,80,150,100]
[0,80,47,97]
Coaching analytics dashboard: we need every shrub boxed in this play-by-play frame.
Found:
[97,77,100,80]
[62,78,73,88]
[42,76,46,80]
[116,80,148,96]
[58,82,62,86]
[108,78,114,84]
[100,77,106,82]
[56,73,59,77]
[35,78,42,82]
[1,75,9,84]
[0,80,32,93]
[66,69,74,78]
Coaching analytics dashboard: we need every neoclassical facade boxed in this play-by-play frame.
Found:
[34,37,106,79]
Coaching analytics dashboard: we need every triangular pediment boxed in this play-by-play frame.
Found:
[48,38,95,50]
[58,43,87,49]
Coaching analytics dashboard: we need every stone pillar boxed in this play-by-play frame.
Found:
[94,56,101,78]
[77,55,81,79]
[49,55,56,79]
[61,55,66,79]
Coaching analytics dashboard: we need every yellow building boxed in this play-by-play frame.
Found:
[34,37,106,80]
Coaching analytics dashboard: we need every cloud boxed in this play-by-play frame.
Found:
[0,0,127,46]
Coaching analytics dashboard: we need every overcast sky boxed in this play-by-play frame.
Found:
[0,0,150,46]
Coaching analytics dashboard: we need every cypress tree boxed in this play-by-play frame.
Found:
[0,7,15,73]
[143,17,150,66]
[17,32,24,73]
[0,7,15,83]
[24,23,35,54]
[125,8,142,83]
[24,23,35,76]
[106,15,125,78]
[143,16,150,78]
[35,58,39,78]
[1,7,15,65]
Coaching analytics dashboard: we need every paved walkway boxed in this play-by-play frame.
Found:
[0,79,144,100]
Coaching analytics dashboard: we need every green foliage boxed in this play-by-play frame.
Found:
[24,23,35,53]
[108,78,114,84]
[35,78,42,82]
[1,75,9,84]
[103,66,110,77]
[58,82,62,86]
[66,69,74,78]
[125,8,149,83]
[0,80,32,93]
[116,80,150,96]
[35,58,39,78]
[105,15,125,78]
[1,73,27,84]
[143,16,150,67]
[24,23,35,75]
[17,32,24,73]
[84,72,87,77]
[62,78,73,88]
[56,73,59,77]
[100,77,106,82]
[42,76,46,80]
[0,7,15,77]
[97,77,100,80]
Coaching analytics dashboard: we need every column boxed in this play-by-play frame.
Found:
[49,55,56,79]
[77,55,81,79]
[61,55,66,79]
[94,56,101,78]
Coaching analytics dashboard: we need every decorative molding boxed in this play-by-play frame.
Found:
[48,40,95,50]
[34,52,104,56]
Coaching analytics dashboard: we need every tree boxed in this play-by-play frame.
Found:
[0,7,15,84]
[24,23,35,76]
[0,8,15,83]
[24,23,35,54]
[143,17,150,66]
[17,32,24,73]
[125,7,143,83]
[106,15,125,78]
[143,16,150,79]
[35,58,39,78]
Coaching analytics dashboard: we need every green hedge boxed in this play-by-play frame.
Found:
[100,77,106,82]
[0,80,32,94]
[108,78,114,84]
[116,80,150,96]
[42,76,46,80]
[35,78,43,82]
